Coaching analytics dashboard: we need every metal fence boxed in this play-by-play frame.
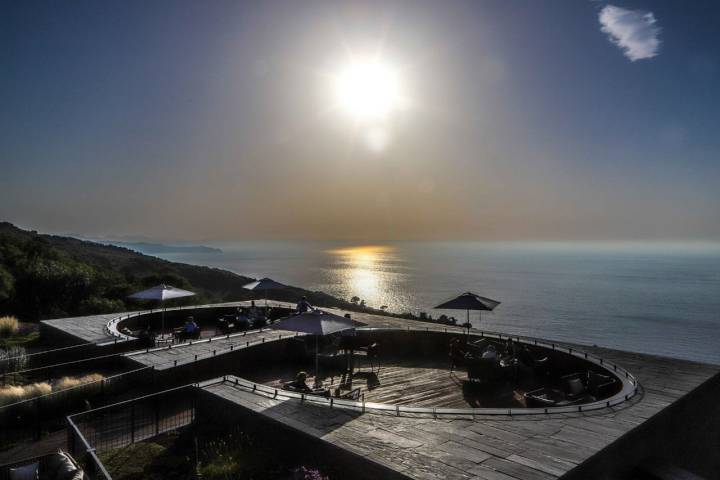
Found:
[0,342,105,377]
[67,384,199,479]
[0,366,155,447]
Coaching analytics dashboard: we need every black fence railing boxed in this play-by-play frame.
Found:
[0,342,101,377]
[0,366,155,447]
[67,384,199,479]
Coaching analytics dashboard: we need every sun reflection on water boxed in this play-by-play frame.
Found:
[326,245,395,306]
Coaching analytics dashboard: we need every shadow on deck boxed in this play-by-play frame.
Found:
[241,355,547,409]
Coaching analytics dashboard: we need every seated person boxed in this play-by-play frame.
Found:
[296,296,313,313]
[237,308,251,323]
[481,344,498,360]
[183,317,199,334]
[137,327,155,347]
[286,371,312,393]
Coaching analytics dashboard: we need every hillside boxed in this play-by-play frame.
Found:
[0,222,353,320]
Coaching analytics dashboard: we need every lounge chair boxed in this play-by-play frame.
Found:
[336,387,362,400]
[524,387,567,408]
[560,372,597,402]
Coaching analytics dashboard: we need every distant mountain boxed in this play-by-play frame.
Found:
[0,222,355,321]
[107,242,223,255]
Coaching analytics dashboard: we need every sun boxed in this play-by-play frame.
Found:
[333,60,404,122]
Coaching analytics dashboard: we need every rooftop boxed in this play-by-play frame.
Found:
[39,302,720,479]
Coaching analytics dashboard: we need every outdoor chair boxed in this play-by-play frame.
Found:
[560,372,596,402]
[524,387,566,408]
[251,316,267,329]
[336,387,362,400]
[216,315,237,334]
[518,347,551,376]
[137,330,156,348]
[354,342,380,374]
[173,328,201,342]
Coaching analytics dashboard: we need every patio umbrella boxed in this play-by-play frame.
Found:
[434,292,500,335]
[270,310,365,384]
[243,277,288,305]
[128,284,196,334]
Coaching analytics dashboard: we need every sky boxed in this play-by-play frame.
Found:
[1,0,719,242]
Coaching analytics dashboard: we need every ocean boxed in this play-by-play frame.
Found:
[156,241,720,365]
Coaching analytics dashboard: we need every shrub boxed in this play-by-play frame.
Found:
[0,373,104,406]
[54,373,104,390]
[99,442,167,480]
[0,316,19,337]
[0,382,52,406]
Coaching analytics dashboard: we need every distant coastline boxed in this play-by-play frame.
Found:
[107,241,223,255]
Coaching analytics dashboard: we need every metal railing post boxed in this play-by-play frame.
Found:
[155,397,160,436]
[130,404,136,443]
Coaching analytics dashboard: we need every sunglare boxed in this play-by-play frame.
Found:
[333,59,405,122]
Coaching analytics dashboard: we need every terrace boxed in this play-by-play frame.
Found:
[0,303,716,479]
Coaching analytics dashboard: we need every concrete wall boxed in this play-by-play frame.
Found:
[563,371,720,479]
[196,388,411,480]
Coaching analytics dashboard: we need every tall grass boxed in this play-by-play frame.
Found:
[0,316,19,337]
[54,373,104,390]
[0,345,27,373]
[0,372,105,406]
[0,382,52,406]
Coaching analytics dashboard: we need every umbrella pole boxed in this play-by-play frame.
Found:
[315,336,320,387]
[466,309,470,341]
[161,302,165,337]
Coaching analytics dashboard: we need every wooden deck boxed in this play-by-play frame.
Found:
[202,344,720,480]
[41,311,125,344]
[31,305,720,478]
[39,300,298,345]
[250,358,545,409]
[124,305,464,371]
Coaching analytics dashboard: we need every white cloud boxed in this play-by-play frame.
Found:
[599,5,661,61]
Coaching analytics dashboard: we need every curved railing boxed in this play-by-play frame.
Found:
[123,323,640,416]
[103,301,295,344]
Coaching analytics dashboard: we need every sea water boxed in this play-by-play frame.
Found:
[157,241,720,365]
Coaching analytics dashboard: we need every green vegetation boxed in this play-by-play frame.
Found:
[99,426,332,480]
[99,440,181,480]
[0,315,19,336]
[0,330,39,349]
[0,373,104,406]
[0,222,356,321]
